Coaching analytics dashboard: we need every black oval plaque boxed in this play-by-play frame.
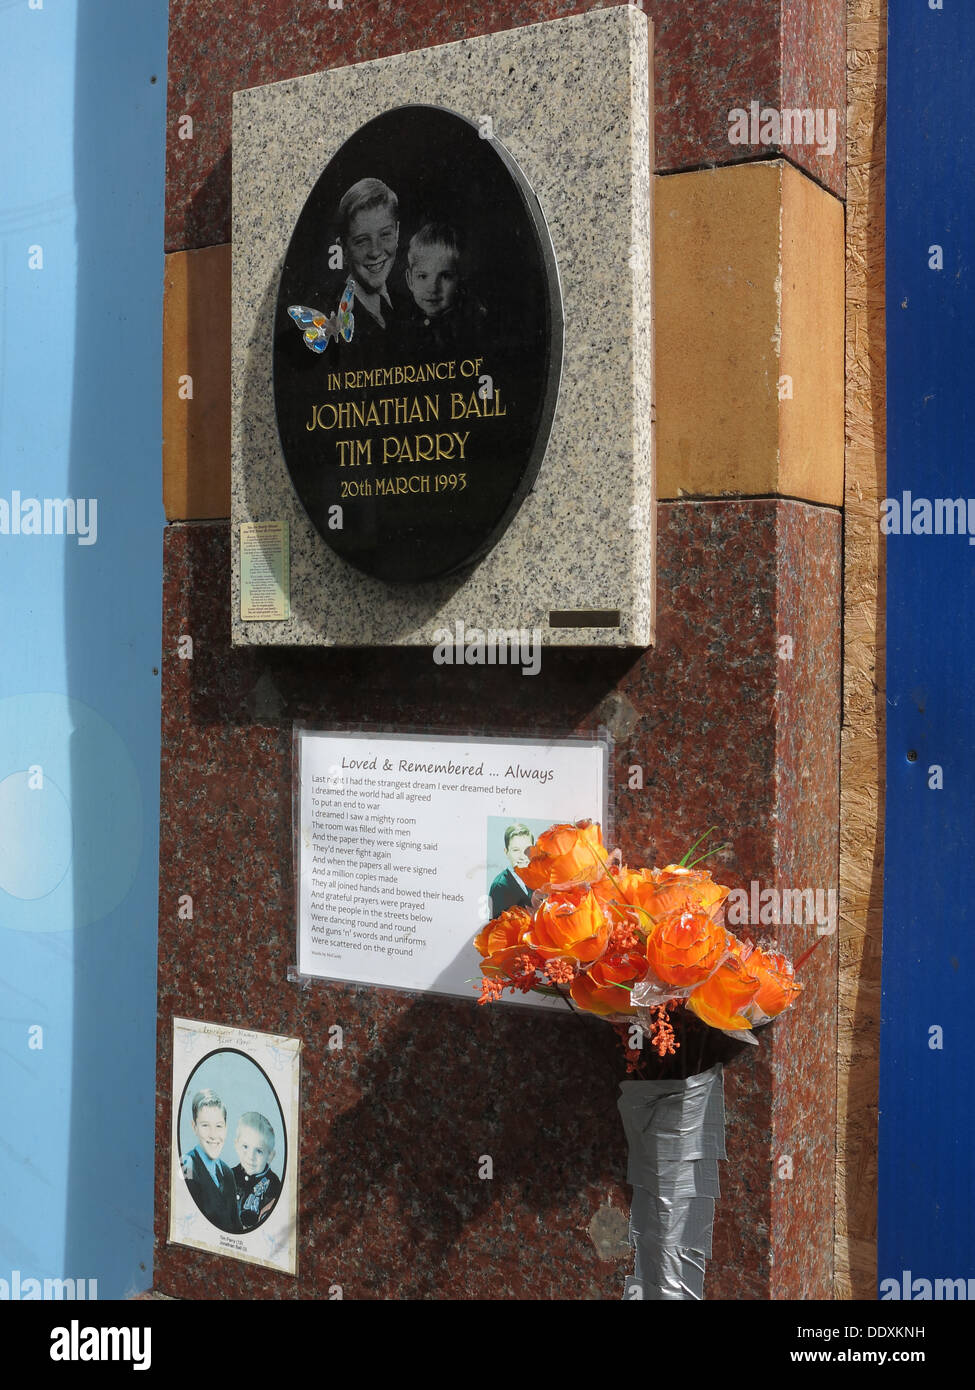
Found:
[273,104,563,584]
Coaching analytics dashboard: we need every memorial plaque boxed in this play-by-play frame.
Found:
[273,105,562,583]
[233,6,653,646]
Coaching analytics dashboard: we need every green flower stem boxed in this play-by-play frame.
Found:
[683,841,730,870]
[678,826,720,867]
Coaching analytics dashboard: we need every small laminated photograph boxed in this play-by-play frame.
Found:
[170,1020,300,1275]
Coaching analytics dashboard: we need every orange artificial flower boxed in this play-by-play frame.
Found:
[589,882,644,947]
[644,907,726,988]
[686,954,761,1031]
[478,944,541,981]
[473,905,532,959]
[614,867,656,908]
[570,951,648,1017]
[524,884,610,963]
[590,872,622,909]
[622,864,730,923]
[745,946,802,1021]
[520,820,609,891]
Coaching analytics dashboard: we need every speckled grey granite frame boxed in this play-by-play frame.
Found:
[231,5,653,647]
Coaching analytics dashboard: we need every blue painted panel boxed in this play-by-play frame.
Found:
[880,0,975,1295]
[0,0,167,1298]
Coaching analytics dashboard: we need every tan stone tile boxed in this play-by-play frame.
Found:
[780,163,845,503]
[656,161,844,505]
[162,244,231,520]
[166,164,845,519]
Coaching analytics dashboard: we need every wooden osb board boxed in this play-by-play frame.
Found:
[837,0,886,1301]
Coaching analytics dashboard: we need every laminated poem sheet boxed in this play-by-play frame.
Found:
[295,730,608,1001]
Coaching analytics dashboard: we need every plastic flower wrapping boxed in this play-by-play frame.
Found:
[474,821,814,1071]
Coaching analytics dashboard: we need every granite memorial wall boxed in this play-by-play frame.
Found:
[157,0,844,1299]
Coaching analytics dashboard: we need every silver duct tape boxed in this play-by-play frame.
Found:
[628,1154,721,1198]
[619,1066,725,1300]
[629,1188,716,1258]
[704,1069,727,1160]
[619,1062,724,1105]
[618,1080,714,1156]
[617,1065,725,1168]
[627,1244,708,1300]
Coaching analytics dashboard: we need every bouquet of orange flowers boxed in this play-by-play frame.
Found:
[474,820,812,1071]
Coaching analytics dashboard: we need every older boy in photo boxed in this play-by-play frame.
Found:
[335,177,401,360]
[489,823,535,918]
[180,1088,240,1233]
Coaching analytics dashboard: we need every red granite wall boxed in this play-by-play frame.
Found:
[156,0,844,1299]
[155,502,840,1299]
[166,0,845,252]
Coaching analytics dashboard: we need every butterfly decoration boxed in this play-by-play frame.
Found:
[288,277,355,352]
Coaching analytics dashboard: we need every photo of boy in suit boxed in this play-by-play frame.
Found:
[488,822,535,918]
[180,1088,240,1233]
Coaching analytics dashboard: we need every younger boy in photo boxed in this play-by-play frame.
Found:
[232,1111,282,1231]
[403,222,486,354]
[180,1088,240,1233]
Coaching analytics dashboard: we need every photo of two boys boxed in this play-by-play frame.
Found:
[276,104,551,381]
[325,177,488,364]
[181,1087,283,1235]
